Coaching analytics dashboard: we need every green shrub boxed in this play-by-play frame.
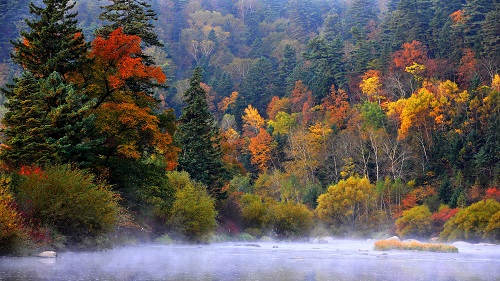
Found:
[440,199,500,242]
[105,158,175,234]
[395,205,433,239]
[240,193,268,231]
[15,165,119,245]
[269,201,314,239]
[167,172,217,242]
[155,234,174,244]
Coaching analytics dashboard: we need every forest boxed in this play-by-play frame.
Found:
[0,0,499,253]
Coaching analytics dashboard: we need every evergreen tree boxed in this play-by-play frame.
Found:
[208,68,234,98]
[387,0,401,12]
[10,0,88,79]
[1,72,98,169]
[480,4,500,64]
[98,0,162,47]
[41,72,100,167]
[286,0,323,42]
[380,0,433,56]
[1,72,54,168]
[462,0,495,53]
[429,0,466,57]
[277,44,298,95]
[322,13,344,42]
[304,35,346,99]
[176,67,229,202]
[240,57,278,115]
[346,0,379,32]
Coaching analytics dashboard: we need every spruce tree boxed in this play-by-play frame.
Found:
[1,72,55,167]
[277,44,297,95]
[480,4,500,64]
[240,58,278,116]
[304,35,346,98]
[97,0,162,47]
[1,72,98,169]
[177,67,229,203]
[41,72,100,167]
[10,0,88,79]
[462,0,495,53]
[346,0,379,32]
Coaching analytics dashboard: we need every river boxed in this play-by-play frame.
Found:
[0,239,499,280]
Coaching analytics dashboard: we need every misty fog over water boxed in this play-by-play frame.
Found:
[1,239,499,281]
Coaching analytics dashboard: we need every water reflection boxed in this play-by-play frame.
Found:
[1,240,499,281]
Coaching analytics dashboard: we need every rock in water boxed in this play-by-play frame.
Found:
[38,251,57,258]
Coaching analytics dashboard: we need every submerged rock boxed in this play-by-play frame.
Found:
[244,243,261,247]
[38,251,57,258]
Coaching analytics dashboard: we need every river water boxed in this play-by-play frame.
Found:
[0,239,499,281]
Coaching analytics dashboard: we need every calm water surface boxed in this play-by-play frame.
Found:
[0,239,499,281]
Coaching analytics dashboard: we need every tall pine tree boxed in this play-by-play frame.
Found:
[304,35,346,99]
[2,0,97,169]
[176,67,229,203]
[480,4,500,65]
[10,0,88,79]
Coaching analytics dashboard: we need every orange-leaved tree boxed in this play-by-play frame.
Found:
[322,85,350,129]
[89,27,166,107]
[391,40,428,71]
[248,128,275,172]
[88,27,177,166]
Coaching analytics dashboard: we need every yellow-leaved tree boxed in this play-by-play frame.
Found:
[315,176,376,231]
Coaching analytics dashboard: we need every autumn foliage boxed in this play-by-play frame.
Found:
[90,27,166,90]
[440,199,500,242]
[88,27,177,166]
[0,182,23,251]
[248,128,274,172]
[391,40,428,70]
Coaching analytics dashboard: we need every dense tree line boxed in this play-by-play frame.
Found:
[0,0,499,252]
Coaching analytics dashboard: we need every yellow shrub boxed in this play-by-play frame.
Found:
[16,165,119,245]
[315,176,376,228]
[270,201,314,239]
[440,199,500,242]
[395,205,432,239]
[167,172,217,242]
[374,239,458,253]
[0,182,24,252]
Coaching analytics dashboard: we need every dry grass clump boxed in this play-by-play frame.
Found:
[374,239,458,253]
